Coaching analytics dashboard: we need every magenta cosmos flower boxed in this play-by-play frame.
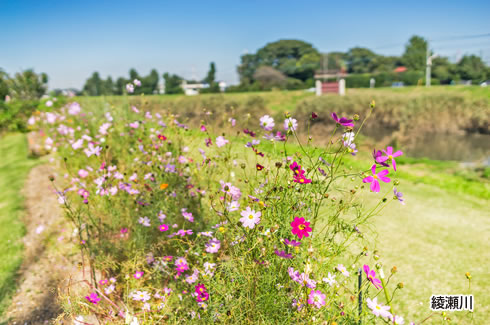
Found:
[159,224,169,232]
[291,217,312,239]
[363,265,383,289]
[363,164,390,192]
[85,292,101,304]
[331,112,354,127]
[376,146,403,171]
[133,271,144,279]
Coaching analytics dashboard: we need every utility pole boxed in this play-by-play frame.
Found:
[426,41,431,87]
[426,41,437,87]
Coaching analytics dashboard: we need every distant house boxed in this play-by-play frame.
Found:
[394,66,407,73]
[181,81,208,96]
[313,68,348,96]
[181,80,227,95]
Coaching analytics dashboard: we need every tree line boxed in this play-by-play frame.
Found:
[81,62,220,96]
[231,35,489,91]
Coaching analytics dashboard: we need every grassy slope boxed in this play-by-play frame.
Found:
[0,134,38,315]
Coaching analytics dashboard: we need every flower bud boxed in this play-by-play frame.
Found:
[240,163,246,169]
[397,282,404,289]
[48,175,55,182]
[353,114,359,121]
[275,162,282,168]
[391,266,397,274]
[393,179,400,185]
[370,100,375,108]
[465,272,472,280]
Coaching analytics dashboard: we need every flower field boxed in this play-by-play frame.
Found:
[22,91,485,324]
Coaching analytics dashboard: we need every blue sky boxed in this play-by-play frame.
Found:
[1,0,489,89]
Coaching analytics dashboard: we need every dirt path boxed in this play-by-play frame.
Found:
[4,164,79,325]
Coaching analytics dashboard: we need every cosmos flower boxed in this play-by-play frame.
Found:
[205,238,221,253]
[274,249,293,259]
[259,115,275,131]
[239,207,261,229]
[133,79,141,87]
[126,83,135,93]
[367,297,392,318]
[284,117,298,131]
[322,272,337,287]
[393,188,405,205]
[138,217,151,227]
[290,217,312,239]
[363,264,383,289]
[133,271,144,279]
[216,136,229,148]
[336,264,350,277]
[159,224,169,232]
[376,146,403,171]
[85,292,101,304]
[331,112,354,127]
[227,200,240,212]
[363,164,390,192]
[284,238,301,247]
[308,290,326,309]
[84,143,102,157]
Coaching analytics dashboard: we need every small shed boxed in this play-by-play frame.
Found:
[314,68,348,96]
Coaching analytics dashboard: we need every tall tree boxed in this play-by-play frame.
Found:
[237,39,321,84]
[0,69,9,101]
[402,35,428,71]
[202,62,220,93]
[163,73,183,94]
[7,69,48,100]
[83,72,103,96]
[457,55,487,82]
[346,47,378,74]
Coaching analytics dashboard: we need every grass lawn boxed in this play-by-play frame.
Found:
[0,134,38,315]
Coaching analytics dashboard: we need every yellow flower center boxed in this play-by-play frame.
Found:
[373,175,378,179]
[388,155,393,159]
[300,178,304,183]
[376,305,381,310]
[249,215,254,219]
[299,224,306,230]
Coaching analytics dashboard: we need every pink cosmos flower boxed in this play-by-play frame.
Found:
[336,264,350,277]
[85,292,101,304]
[240,207,261,229]
[200,125,207,132]
[284,238,301,247]
[259,115,275,131]
[216,136,229,147]
[367,297,392,318]
[159,224,169,232]
[331,112,354,127]
[78,169,89,178]
[284,117,298,131]
[363,164,390,192]
[133,271,144,279]
[126,83,134,93]
[363,264,383,289]
[376,146,403,171]
[205,238,221,253]
[290,217,312,239]
[308,290,326,309]
[274,249,293,259]
[394,188,405,205]
[84,143,102,157]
